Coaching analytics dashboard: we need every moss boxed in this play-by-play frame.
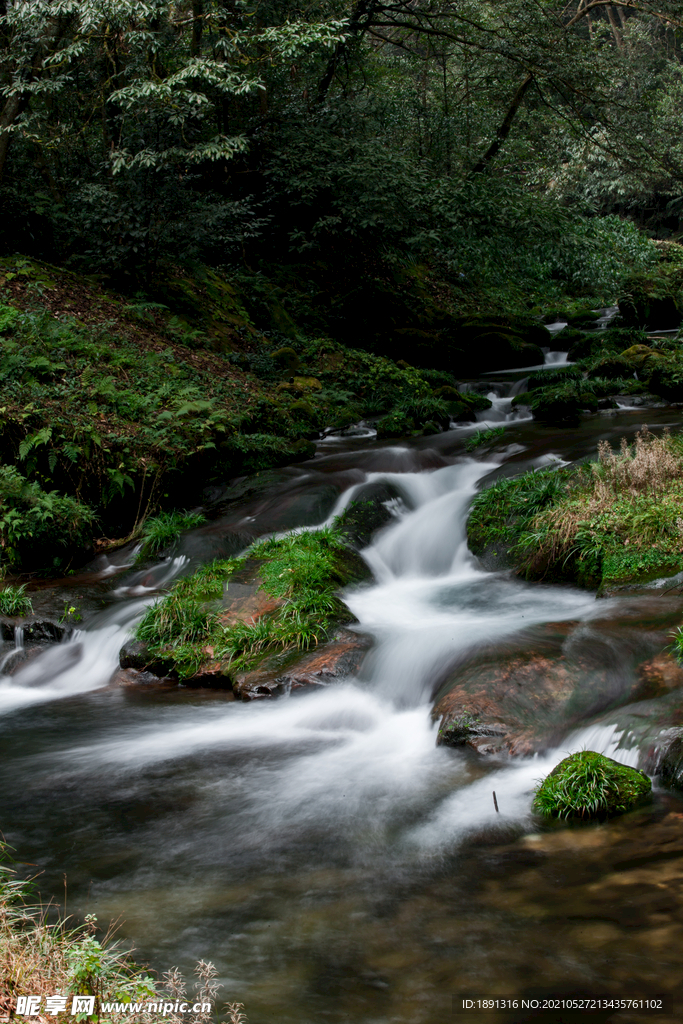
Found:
[533,751,651,820]
[134,524,365,681]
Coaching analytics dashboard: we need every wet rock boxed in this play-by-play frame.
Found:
[119,639,176,677]
[656,733,683,789]
[533,751,651,820]
[434,620,683,756]
[233,628,372,701]
[336,481,405,548]
[0,618,68,644]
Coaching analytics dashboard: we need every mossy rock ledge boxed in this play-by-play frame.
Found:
[533,751,651,820]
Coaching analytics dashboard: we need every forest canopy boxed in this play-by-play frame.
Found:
[1,0,683,298]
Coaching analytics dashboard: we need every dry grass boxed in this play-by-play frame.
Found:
[519,427,683,579]
[0,851,247,1024]
[591,427,683,500]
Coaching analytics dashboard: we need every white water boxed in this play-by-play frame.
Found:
[23,456,651,857]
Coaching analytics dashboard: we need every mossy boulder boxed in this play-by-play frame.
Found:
[271,346,302,373]
[533,751,651,820]
[619,344,666,371]
[566,310,601,328]
[586,355,635,380]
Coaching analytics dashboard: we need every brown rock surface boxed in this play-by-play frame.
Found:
[234,628,372,700]
[433,616,683,756]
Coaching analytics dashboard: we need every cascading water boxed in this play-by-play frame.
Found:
[1,422,680,1022]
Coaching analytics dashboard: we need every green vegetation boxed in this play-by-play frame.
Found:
[137,510,206,560]
[0,583,32,616]
[0,842,244,1021]
[135,526,364,680]
[465,427,506,452]
[533,751,651,820]
[468,429,683,588]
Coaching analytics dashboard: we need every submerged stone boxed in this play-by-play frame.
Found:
[533,751,651,820]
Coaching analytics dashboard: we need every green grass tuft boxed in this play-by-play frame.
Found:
[533,751,651,820]
[464,427,506,451]
[0,583,32,616]
[138,510,207,560]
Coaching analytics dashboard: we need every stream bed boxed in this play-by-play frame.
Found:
[2,404,683,1023]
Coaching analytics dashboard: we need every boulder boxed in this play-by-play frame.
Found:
[657,733,683,789]
[119,639,176,678]
[434,621,683,756]
[233,628,372,700]
[533,751,651,820]
[335,481,404,548]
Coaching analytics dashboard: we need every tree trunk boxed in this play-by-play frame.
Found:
[191,0,204,57]
[470,73,533,174]
[0,92,28,184]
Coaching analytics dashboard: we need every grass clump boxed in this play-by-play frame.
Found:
[469,428,683,588]
[137,510,206,560]
[533,751,651,820]
[0,583,32,616]
[135,527,361,680]
[0,842,244,1021]
[465,427,506,451]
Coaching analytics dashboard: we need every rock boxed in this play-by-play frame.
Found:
[658,734,683,789]
[335,481,405,548]
[119,639,176,677]
[233,628,372,700]
[271,346,302,373]
[533,751,651,820]
[434,621,682,756]
[0,618,68,644]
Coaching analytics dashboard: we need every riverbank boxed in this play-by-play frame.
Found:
[467,426,683,591]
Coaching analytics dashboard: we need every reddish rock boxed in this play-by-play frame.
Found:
[234,628,372,701]
[434,618,683,757]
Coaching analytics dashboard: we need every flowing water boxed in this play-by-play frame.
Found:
[2,406,683,1023]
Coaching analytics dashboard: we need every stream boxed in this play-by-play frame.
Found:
[2,371,683,1022]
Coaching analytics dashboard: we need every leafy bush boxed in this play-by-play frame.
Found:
[533,751,651,820]
[0,583,32,616]
[0,465,97,572]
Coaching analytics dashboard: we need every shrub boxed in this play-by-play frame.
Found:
[0,583,32,616]
[0,465,97,572]
[533,751,651,820]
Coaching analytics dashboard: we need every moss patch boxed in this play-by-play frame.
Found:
[533,751,651,820]
[134,524,367,681]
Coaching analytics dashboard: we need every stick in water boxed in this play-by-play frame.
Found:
[492,791,499,813]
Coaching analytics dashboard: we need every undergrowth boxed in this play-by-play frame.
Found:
[468,428,683,587]
[0,583,32,616]
[0,843,247,1022]
[137,511,207,561]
